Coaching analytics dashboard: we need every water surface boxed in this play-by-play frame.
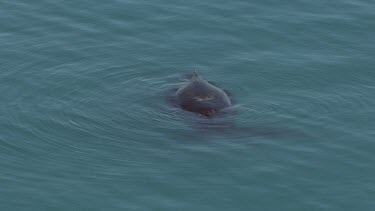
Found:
[1,0,375,210]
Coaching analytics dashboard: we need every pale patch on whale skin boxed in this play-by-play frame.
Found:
[193,96,215,102]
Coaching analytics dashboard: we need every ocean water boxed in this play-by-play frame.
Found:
[1,0,375,210]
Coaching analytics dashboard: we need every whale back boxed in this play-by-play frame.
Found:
[176,73,231,116]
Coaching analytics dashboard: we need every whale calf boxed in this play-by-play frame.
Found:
[175,72,232,117]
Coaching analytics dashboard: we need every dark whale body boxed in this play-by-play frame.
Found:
[176,72,232,117]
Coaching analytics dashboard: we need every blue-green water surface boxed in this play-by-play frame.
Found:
[1,0,375,210]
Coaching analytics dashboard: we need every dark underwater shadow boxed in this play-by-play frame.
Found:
[165,101,304,140]
[195,115,301,139]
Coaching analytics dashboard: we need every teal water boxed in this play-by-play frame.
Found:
[1,0,375,210]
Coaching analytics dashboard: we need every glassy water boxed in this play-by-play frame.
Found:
[1,0,374,210]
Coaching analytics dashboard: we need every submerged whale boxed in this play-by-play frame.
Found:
[170,72,296,137]
[175,71,232,117]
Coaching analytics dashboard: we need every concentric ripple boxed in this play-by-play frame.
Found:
[1,0,375,210]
